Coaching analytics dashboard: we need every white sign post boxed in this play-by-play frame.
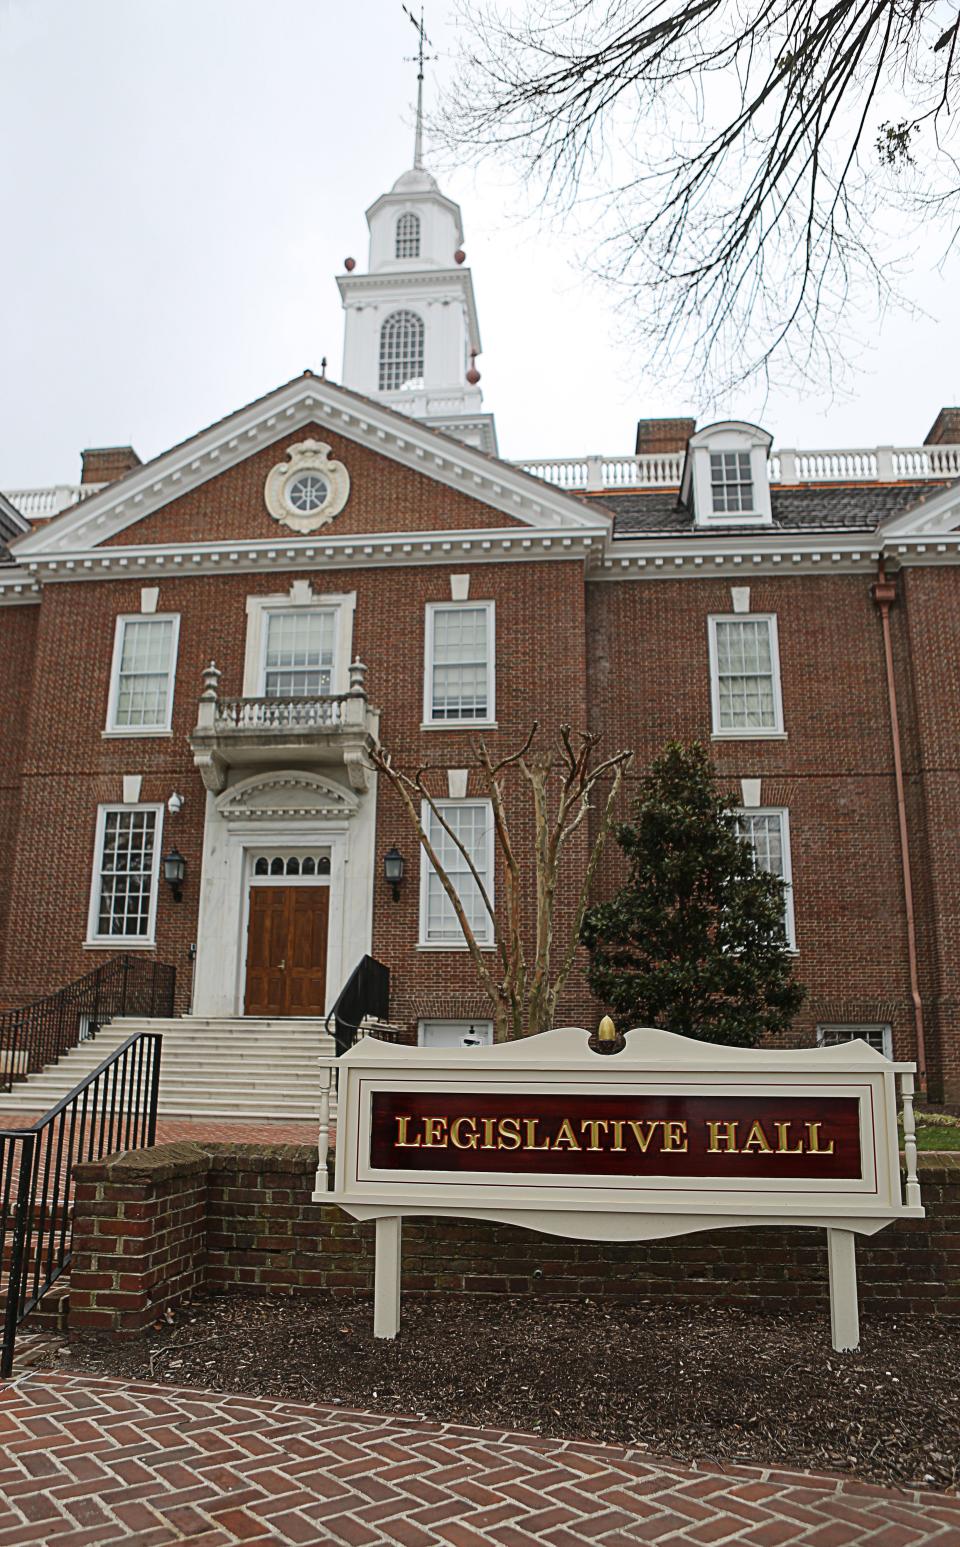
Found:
[314,1026,923,1352]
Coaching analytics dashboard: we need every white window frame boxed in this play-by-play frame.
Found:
[422,600,496,730]
[736,806,796,951]
[243,590,356,698]
[418,798,495,949]
[687,424,773,528]
[417,1019,494,1048]
[104,614,180,737]
[708,614,785,739]
[85,803,164,948]
[816,1023,893,1059]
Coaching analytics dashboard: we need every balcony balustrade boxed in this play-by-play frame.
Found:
[188,659,379,793]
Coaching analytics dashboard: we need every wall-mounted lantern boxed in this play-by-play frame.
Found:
[383,847,405,903]
[162,847,187,903]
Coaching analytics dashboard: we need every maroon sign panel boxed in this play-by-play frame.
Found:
[369,1091,864,1181]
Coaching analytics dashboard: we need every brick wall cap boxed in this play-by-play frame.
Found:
[202,1142,319,1168]
[73,1141,211,1185]
[915,1152,960,1177]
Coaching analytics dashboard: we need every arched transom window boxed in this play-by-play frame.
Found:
[379,309,424,391]
[395,212,421,258]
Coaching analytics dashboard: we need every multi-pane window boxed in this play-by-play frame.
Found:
[817,1024,892,1058]
[395,212,421,258]
[419,1020,494,1048]
[425,603,494,723]
[90,807,161,940]
[263,610,335,697]
[379,309,425,391]
[709,616,783,734]
[420,800,494,946]
[710,451,754,513]
[737,808,795,948]
[108,617,178,732]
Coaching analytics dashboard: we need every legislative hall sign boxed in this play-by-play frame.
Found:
[314,1026,923,1351]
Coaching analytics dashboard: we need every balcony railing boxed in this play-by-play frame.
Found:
[2,483,106,519]
[514,443,960,492]
[214,695,349,731]
[189,659,380,793]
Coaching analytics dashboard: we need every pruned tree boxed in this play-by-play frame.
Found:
[438,0,960,397]
[369,725,633,1039]
[581,741,805,1045]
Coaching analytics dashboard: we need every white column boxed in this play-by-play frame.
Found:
[826,1229,860,1352]
[373,1216,402,1339]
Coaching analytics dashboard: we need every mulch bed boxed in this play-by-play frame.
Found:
[47,1294,960,1494]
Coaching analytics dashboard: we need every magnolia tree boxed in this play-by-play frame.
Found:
[369,725,633,1040]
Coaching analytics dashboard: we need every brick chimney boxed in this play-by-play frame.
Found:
[923,408,960,446]
[635,417,696,455]
[80,446,142,485]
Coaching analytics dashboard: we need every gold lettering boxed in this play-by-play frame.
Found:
[422,1116,449,1148]
[707,1121,740,1153]
[480,1117,497,1150]
[498,1117,522,1151]
[609,1120,626,1152]
[741,1120,773,1154]
[552,1118,581,1151]
[581,1119,610,1152]
[395,1116,422,1148]
[775,1121,805,1154]
[806,1122,835,1155]
[662,1120,688,1153]
[450,1117,479,1150]
[627,1120,661,1153]
[523,1119,551,1150]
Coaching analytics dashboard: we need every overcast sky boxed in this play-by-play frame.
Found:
[2,0,958,490]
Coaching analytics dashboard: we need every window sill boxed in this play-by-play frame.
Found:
[711,731,787,741]
[695,515,773,528]
[419,721,499,733]
[83,939,157,951]
[416,942,497,952]
[101,728,173,740]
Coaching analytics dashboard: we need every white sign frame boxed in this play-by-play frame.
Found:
[314,1026,923,1352]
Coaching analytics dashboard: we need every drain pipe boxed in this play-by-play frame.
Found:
[872,559,927,1093]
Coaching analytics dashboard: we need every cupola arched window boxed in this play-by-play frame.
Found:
[379,309,425,391]
[395,212,421,258]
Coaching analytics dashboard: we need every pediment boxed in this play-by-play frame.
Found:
[12,374,607,563]
[880,480,960,538]
[216,770,360,822]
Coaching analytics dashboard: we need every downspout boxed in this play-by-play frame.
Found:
[871,559,927,1092]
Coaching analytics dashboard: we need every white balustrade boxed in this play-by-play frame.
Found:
[515,445,960,491]
[2,483,105,518]
[214,695,349,731]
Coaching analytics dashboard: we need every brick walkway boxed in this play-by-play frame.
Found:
[1,1372,958,1546]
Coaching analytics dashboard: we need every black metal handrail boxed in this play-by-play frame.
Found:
[0,1028,162,1377]
[326,955,394,1056]
[0,955,175,1093]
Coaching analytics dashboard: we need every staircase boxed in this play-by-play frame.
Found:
[0,1017,335,1122]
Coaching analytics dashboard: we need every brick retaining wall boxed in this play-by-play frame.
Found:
[68,1144,960,1334]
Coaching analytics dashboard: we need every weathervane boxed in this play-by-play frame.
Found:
[401,3,436,170]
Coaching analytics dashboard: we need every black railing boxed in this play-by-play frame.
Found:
[0,1029,162,1377]
[0,955,175,1093]
[326,955,393,1056]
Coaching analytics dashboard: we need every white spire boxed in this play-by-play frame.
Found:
[402,4,432,172]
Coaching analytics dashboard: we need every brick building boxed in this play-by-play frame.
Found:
[3,146,960,1099]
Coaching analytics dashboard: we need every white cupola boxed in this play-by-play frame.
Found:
[336,57,497,454]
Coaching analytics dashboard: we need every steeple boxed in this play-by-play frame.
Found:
[335,11,497,456]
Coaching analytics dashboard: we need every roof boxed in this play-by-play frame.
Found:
[594,481,960,537]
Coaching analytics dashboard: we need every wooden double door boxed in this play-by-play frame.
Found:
[244,886,329,1016]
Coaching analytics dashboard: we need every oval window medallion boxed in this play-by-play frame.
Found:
[264,440,350,532]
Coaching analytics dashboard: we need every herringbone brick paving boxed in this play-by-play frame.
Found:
[0,1373,958,1546]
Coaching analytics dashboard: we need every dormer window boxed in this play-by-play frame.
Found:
[396,212,421,258]
[684,421,773,527]
[710,451,754,514]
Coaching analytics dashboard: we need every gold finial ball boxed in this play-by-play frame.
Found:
[598,1015,617,1042]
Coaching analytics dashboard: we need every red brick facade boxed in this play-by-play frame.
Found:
[3,384,960,1095]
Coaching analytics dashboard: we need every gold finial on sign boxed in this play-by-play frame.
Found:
[598,1015,617,1042]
